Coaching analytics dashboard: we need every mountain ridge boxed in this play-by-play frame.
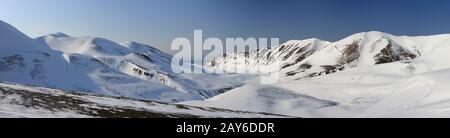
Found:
[205,31,450,79]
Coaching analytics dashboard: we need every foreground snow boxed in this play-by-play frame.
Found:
[183,63,450,118]
[0,82,288,118]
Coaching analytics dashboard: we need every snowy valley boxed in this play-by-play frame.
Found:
[2,19,450,118]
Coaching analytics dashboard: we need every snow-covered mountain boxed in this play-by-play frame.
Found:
[205,31,450,80]
[0,20,105,94]
[0,20,241,103]
[36,31,245,100]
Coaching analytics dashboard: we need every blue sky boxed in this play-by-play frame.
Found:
[1,0,450,54]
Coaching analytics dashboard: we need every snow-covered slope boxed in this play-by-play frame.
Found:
[357,69,450,117]
[183,84,352,118]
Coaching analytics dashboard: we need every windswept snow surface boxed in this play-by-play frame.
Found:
[357,70,450,117]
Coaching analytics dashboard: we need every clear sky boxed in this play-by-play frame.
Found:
[1,0,450,54]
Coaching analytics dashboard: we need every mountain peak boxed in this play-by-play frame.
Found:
[365,31,386,34]
[0,20,30,39]
[0,20,51,54]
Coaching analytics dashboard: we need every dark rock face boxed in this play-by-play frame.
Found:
[374,42,416,65]
[285,64,311,77]
[0,55,25,72]
[321,65,345,74]
[31,63,45,80]
[338,42,360,65]
[281,45,316,69]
